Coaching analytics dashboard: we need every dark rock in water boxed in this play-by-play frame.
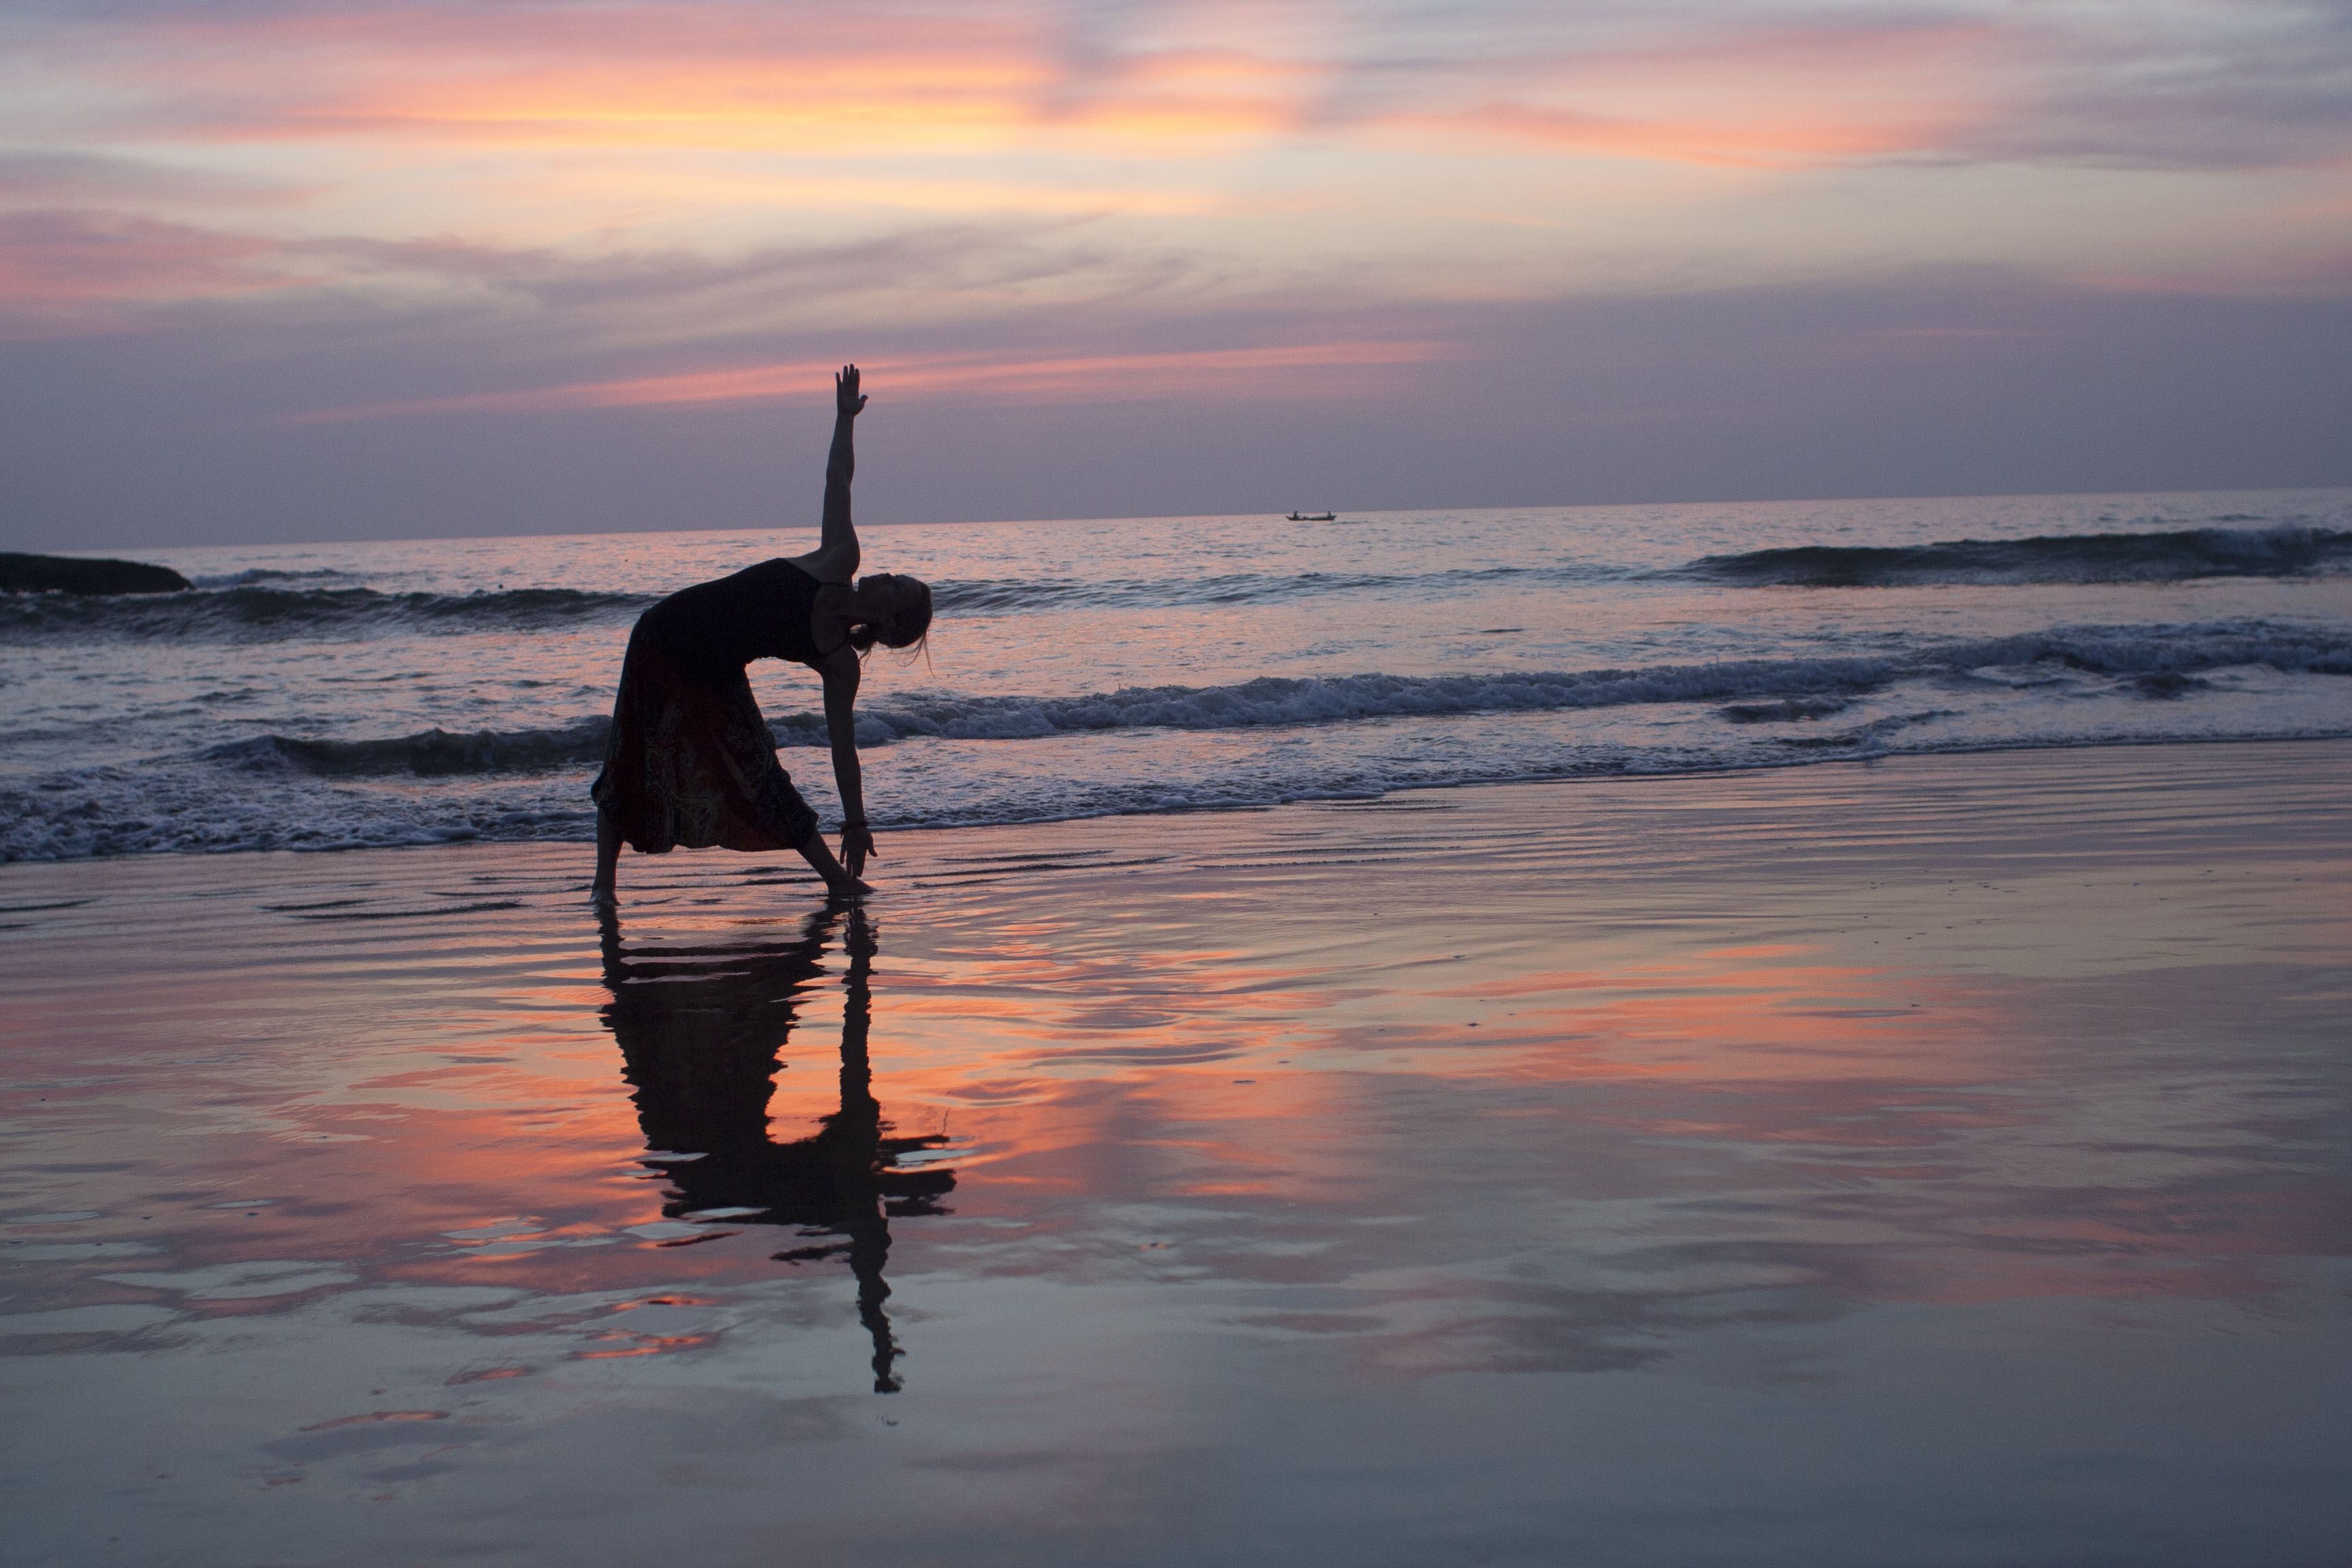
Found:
[1718,696,1855,723]
[2130,671,2210,700]
[0,552,191,595]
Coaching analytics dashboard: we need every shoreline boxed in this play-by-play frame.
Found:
[5,728,2351,872]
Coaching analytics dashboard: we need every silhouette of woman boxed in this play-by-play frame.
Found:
[591,365,933,903]
[597,903,953,1392]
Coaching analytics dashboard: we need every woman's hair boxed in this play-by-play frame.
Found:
[849,574,934,657]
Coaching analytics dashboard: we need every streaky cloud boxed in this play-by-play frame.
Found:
[289,340,1459,423]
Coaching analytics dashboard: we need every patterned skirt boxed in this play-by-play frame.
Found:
[590,631,819,854]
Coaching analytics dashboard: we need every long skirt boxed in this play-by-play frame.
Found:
[590,632,820,854]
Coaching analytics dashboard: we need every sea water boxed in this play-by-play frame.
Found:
[4,487,2350,860]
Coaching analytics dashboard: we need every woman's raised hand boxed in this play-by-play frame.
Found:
[835,363,867,419]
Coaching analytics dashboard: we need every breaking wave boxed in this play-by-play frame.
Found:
[841,620,2351,742]
[11,613,2349,860]
[206,719,612,777]
[1684,525,2352,587]
[191,620,2352,780]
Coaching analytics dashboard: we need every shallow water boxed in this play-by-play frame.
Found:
[4,487,2350,859]
[3,743,2348,1565]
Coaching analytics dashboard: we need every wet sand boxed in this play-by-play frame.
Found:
[3,742,2349,1567]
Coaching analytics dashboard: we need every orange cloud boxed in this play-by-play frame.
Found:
[1373,23,2007,167]
[59,5,1997,168]
[80,7,1323,155]
[290,340,1456,423]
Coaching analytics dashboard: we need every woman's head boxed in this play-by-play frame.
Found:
[851,572,933,653]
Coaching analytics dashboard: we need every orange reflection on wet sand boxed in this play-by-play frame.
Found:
[1,745,2347,1533]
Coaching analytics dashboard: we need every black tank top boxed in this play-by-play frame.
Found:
[635,559,840,681]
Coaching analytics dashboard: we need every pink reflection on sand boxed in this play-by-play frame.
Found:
[4,779,2340,1400]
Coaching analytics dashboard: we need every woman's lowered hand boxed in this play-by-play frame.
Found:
[842,821,877,877]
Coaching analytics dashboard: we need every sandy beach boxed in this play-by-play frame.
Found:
[4,740,2349,1566]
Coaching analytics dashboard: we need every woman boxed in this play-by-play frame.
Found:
[591,364,932,903]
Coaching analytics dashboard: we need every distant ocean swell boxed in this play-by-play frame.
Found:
[5,524,2347,644]
[193,619,2352,781]
[931,562,1608,613]
[1688,525,2352,587]
[0,564,1621,642]
[0,585,656,641]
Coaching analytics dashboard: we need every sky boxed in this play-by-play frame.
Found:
[3,0,2349,549]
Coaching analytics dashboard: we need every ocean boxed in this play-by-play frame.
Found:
[5,487,2349,862]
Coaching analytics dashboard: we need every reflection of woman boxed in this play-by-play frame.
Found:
[597,904,952,1392]
[591,365,932,904]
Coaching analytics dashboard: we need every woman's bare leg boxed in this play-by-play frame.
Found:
[592,812,621,903]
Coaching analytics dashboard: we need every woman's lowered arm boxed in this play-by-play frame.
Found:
[819,651,875,877]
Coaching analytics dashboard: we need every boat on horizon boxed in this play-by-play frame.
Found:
[1285,511,1338,522]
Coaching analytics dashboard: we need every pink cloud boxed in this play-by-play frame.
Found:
[0,210,284,305]
[0,208,314,337]
[288,340,1460,423]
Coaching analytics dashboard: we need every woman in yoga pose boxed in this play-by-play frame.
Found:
[590,365,931,902]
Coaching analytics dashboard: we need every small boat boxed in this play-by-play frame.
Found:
[1285,511,1337,522]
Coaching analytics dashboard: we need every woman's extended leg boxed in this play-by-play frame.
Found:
[593,810,621,902]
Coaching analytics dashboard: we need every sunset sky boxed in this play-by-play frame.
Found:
[5,0,2349,546]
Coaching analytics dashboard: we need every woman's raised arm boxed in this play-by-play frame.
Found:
[817,364,866,573]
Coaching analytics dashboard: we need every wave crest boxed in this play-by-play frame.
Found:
[0,584,653,641]
[1685,525,2352,587]
[3,565,1606,640]
[206,719,612,777]
[844,621,2351,742]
